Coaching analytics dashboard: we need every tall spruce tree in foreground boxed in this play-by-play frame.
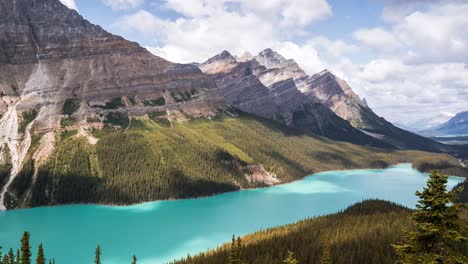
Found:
[36,244,45,264]
[283,251,299,264]
[20,232,31,264]
[94,245,101,264]
[393,170,467,263]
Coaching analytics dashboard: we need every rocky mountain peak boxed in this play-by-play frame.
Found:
[199,50,239,74]
[255,48,288,69]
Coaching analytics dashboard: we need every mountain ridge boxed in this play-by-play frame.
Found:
[420,111,468,136]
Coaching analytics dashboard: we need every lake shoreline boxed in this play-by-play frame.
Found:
[2,162,464,212]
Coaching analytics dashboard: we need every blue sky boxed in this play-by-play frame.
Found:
[60,0,468,128]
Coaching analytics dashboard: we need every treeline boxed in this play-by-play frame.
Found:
[0,234,137,264]
[0,232,54,264]
[173,200,414,264]
[9,114,465,208]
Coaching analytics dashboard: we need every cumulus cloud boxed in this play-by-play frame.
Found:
[353,28,401,52]
[345,1,468,123]
[115,0,332,64]
[102,0,144,10]
[111,0,468,125]
[59,0,78,10]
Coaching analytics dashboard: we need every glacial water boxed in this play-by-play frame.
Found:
[0,164,464,264]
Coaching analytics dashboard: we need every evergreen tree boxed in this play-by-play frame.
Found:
[227,235,245,264]
[319,240,332,264]
[20,232,31,264]
[131,255,137,264]
[393,170,468,263]
[36,244,45,264]
[283,251,299,264]
[94,245,101,264]
[16,249,20,264]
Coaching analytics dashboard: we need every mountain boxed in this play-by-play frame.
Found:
[396,112,455,132]
[199,50,389,147]
[202,49,456,153]
[420,111,468,136]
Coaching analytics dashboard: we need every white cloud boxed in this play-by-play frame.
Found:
[353,27,401,52]
[102,0,144,10]
[345,1,468,124]
[113,10,166,35]
[116,0,332,64]
[59,0,78,10]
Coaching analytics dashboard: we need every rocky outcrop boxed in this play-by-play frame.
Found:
[295,70,382,129]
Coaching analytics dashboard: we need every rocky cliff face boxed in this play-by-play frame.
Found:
[0,0,225,209]
[200,50,387,147]
[0,0,224,128]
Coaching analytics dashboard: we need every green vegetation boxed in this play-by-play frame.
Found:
[148,111,166,119]
[62,98,80,116]
[143,97,166,106]
[104,112,130,128]
[0,146,12,188]
[129,96,136,105]
[94,246,101,264]
[171,90,196,102]
[228,236,246,264]
[87,117,101,123]
[93,97,124,110]
[173,200,414,264]
[283,251,299,264]
[10,113,460,207]
[0,232,55,264]
[19,110,38,133]
[60,117,75,128]
[21,232,32,264]
[413,155,468,177]
[393,171,467,263]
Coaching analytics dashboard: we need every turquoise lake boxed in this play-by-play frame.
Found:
[0,164,464,264]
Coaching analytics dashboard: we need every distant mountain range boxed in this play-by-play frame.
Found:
[420,111,468,136]
[395,112,455,132]
[199,49,452,153]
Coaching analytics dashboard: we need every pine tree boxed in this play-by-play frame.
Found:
[283,251,299,264]
[393,170,468,263]
[20,232,31,264]
[16,249,20,264]
[131,255,137,264]
[36,244,45,264]
[319,240,332,264]
[94,245,101,264]
[227,235,245,264]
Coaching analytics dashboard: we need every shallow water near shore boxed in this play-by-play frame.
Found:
[0,164,463,264]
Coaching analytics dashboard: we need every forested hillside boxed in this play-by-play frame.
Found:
[5,113,462,209]
[172,199,468,264]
